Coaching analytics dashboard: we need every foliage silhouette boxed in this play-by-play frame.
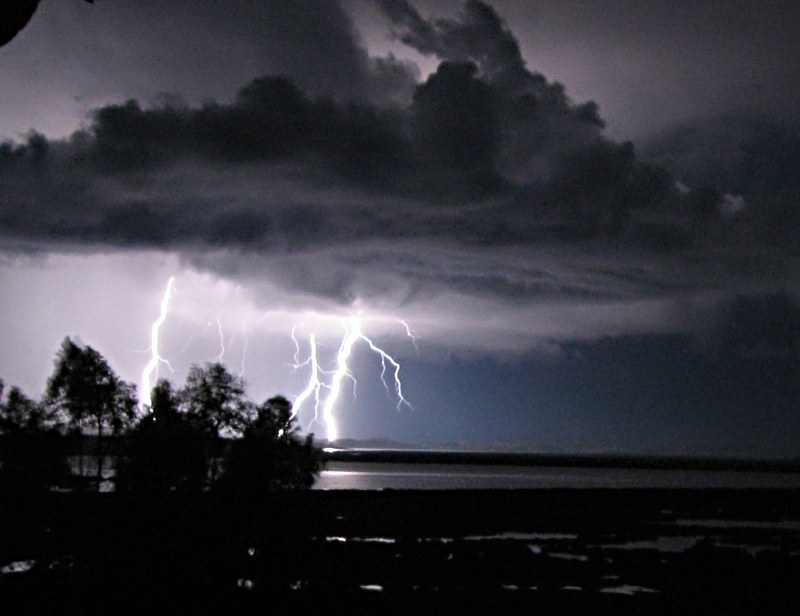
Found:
[43,337,138,490]
[179,362,253,482]
[217,395,324,496]
[0,382,68,493]
[2,342,323,495]
[180,362,252,436]
[117,379,208,493]
[120,365,323,494]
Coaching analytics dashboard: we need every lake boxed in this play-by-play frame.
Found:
[314,461,800,490]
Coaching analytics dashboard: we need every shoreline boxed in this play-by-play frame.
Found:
[321,449,800,472]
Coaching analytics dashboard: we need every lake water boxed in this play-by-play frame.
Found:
[313,461,800,490]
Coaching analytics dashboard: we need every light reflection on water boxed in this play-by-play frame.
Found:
[313,461,800,490]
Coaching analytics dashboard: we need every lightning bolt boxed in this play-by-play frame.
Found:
[141,277,175,408]
[362,335,413,412]
[215,316,225,363]
[320,318,362,442]
[399,319,420,352]
[290,330,323,428]
[140,282,414,442]
[291,316,413,443]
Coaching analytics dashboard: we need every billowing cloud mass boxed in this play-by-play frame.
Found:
[0,0,797,347]
[3,0,800,455]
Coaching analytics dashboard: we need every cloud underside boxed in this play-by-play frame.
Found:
[0,0,797,344]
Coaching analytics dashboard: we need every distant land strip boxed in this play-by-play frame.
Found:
[321,450,800,473]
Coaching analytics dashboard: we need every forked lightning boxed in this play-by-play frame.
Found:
[143,279,413,440]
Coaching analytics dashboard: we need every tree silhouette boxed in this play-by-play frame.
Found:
[117,379,207,493]
[1,380,44,430]
[180,363,251,435]
[0,382,68,493]
[218,396,323,496]
[44,337,138,490]
[179,362,252,482]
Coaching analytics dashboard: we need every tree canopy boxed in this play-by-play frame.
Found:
[218,395,323,494]
[117,378,208,493]
[0,382,67,492]
[44,337,138,438]
[2,341,324,494]
[42,337,138,489]
[180,362,252,438]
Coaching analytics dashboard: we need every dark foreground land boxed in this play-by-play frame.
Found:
[2,488,799,615]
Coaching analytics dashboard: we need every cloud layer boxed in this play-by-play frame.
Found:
[1,0,797,346]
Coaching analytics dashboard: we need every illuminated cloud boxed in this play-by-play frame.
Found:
[1,2,796,329]
[1,2,800,453]
[1,3,798,366]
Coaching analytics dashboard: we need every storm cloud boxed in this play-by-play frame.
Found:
[0,0,796,329]
[3,1,800,455]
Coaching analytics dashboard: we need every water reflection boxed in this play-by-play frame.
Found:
[314,461,800,490]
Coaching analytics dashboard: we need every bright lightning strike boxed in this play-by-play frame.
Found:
[362,335,413,412]
[290,332,322,426]
[292,316,413,443]
[216,316,225,363]
[320,318,361,442]
[140,281,414,442]
[141,277,174,408]
[399,319,420,352]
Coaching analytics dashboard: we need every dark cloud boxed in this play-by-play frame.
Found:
[1,0,797,318]
[643,113,800,197]
[0,0,420,140]
[198,0,419,105]
[374,0,532,88]
[0,68,672,256]
[642,113,800,251]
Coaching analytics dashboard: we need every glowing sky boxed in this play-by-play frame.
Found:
[1,1,799,456]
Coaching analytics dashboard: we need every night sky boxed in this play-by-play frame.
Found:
[1,0,799,457]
